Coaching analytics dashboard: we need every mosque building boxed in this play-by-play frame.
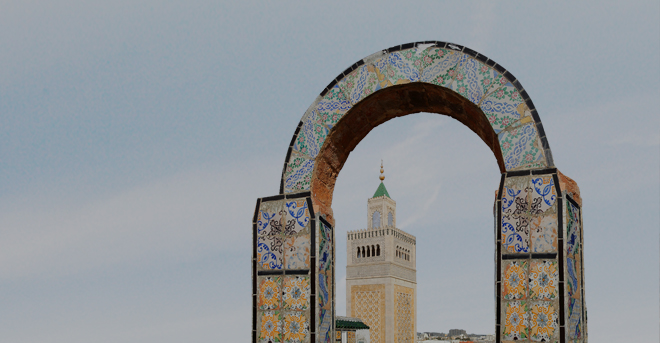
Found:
[345,163,417,343]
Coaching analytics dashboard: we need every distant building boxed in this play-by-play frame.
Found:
[346,164,417,343]
[448,329,466,337]
[336,316,370,343]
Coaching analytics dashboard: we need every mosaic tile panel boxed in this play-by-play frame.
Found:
[449,57,498,105]
[259,311,282,343]
[385,50,421,85]
[315,84,352,129]
[258,201,285,237]
[480,81,524,134]
[420,47,462,87]
[318,220,332,273]
[531,176,557,214]
[530,213,558,253]
[285,199,310,234]
[282,311,310,343]
[566,200,581,257]
[502,215,530,253]
[293,111,329,159]
[284,235,310,270]
[282,276,310,311]
[372,53,393,90]
[258,276,281,310]
[529,301,559,342]
[499,121,546,170]
[529,260,558,300]
[502,177,530,216]
[319,308,333,343]
[258,235,283,270]
[338,64,379,105]
[502,300,529,341]
[568,297,583,341]
[319,271,333,311]
[502,260,527,300]
[566,257,581,299]
[283,153,314,193]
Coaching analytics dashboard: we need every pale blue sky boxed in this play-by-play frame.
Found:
[1,1,658,342]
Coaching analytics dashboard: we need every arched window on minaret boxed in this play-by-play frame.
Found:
[366,246,370,257]
[372,211,381,228]
[388,212,393,227]
[371,245,375,257]
[376,244,380,256]
[357,247,361,258]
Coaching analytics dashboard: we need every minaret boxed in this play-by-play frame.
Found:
[346,162,417,343]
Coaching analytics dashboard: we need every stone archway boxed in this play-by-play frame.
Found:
[252,41,587,343]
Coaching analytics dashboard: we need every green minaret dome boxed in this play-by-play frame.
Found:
[372,182,391,198]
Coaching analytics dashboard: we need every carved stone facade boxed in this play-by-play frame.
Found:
[346,179,416,343]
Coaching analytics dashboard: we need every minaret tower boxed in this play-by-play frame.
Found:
[346,162,417,343]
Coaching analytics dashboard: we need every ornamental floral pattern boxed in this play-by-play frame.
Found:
[284,154,314,192]
[283,312,309,343]
[502,260,527,300]
[282,276,310,310]
[529,260,558,300]
[318,309,332,343]
[259,311,282,343]
[386,50,421,85]
[258,276,281,310]
[530,214,558,253]
[502,301,528,340]
[258,235,283,270]
[284,235,310,270]
[286,199,310,234]
[293,111,329,159]
[338,64,379,105]
[531,176,557,214]
[529,301,558,342]
[499,122,545,171]
[318,221,332,273]
[502,177,531,253]
[420,47,462,87]
[258,201,284,236]
[480,82,523,134]
[568,297,582,340]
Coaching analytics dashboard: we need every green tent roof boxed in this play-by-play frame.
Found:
[335,317,370,330]
[372,182,390,199]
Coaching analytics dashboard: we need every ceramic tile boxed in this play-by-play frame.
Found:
[318,271,331,309]
[282,311,310,343]
[567,297,583,340]
[502,300,529,341]
[258,201,285,236]
[338,64,379,105]
[566,257,581,299]
[530,212,558,253]
[529,260,558,300]
[258,276,282,310]
[502,177,530,217]
[315,84,352,129]
[282,276,310,310]
[293,111,329,159]
[420,48,463,87]
[449,57,498,105]
[318,221,332,273]
[480,81,524,134]
[529,301,559,342]
[502,260,527,300]
[283,154,315,193]
[566,200,581,257]
[258,235,284,270]
[499,122,545,170]
[531,176,557,214]
[284,235,310,270]
[259,310,282,343]
[502,215,530,253]
[372,53,393,89]
[285,199,310,234]
[385,49,421,85]
[318,308,333,343]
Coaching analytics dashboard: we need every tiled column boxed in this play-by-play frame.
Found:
[252,192,335,343]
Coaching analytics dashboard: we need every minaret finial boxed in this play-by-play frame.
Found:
[379,160,385,181]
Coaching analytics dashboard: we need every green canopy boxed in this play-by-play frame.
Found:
[335,316,370,330]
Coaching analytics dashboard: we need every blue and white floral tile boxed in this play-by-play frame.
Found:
[499,122,543,171]
[293,111,329,159]
[531,176,557,214]
[257,235,284,270]
[283,235,310,270]
[283,153,315,193]
[502,177,530,217]
[420,48,463,87]
[385,49,422,85]
[530,212,558,253]
[480,80,524,134]
[258,200,285,236]
[285,199,310,234]
[338,64,379,105]
[502,214,530,253]
[315,84,352,129]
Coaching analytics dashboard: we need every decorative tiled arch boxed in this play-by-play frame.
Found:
[281,41,554,194]
[252,41,587,343]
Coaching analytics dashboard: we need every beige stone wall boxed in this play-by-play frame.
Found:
[350,284,385,343]
[393,284,415,343]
